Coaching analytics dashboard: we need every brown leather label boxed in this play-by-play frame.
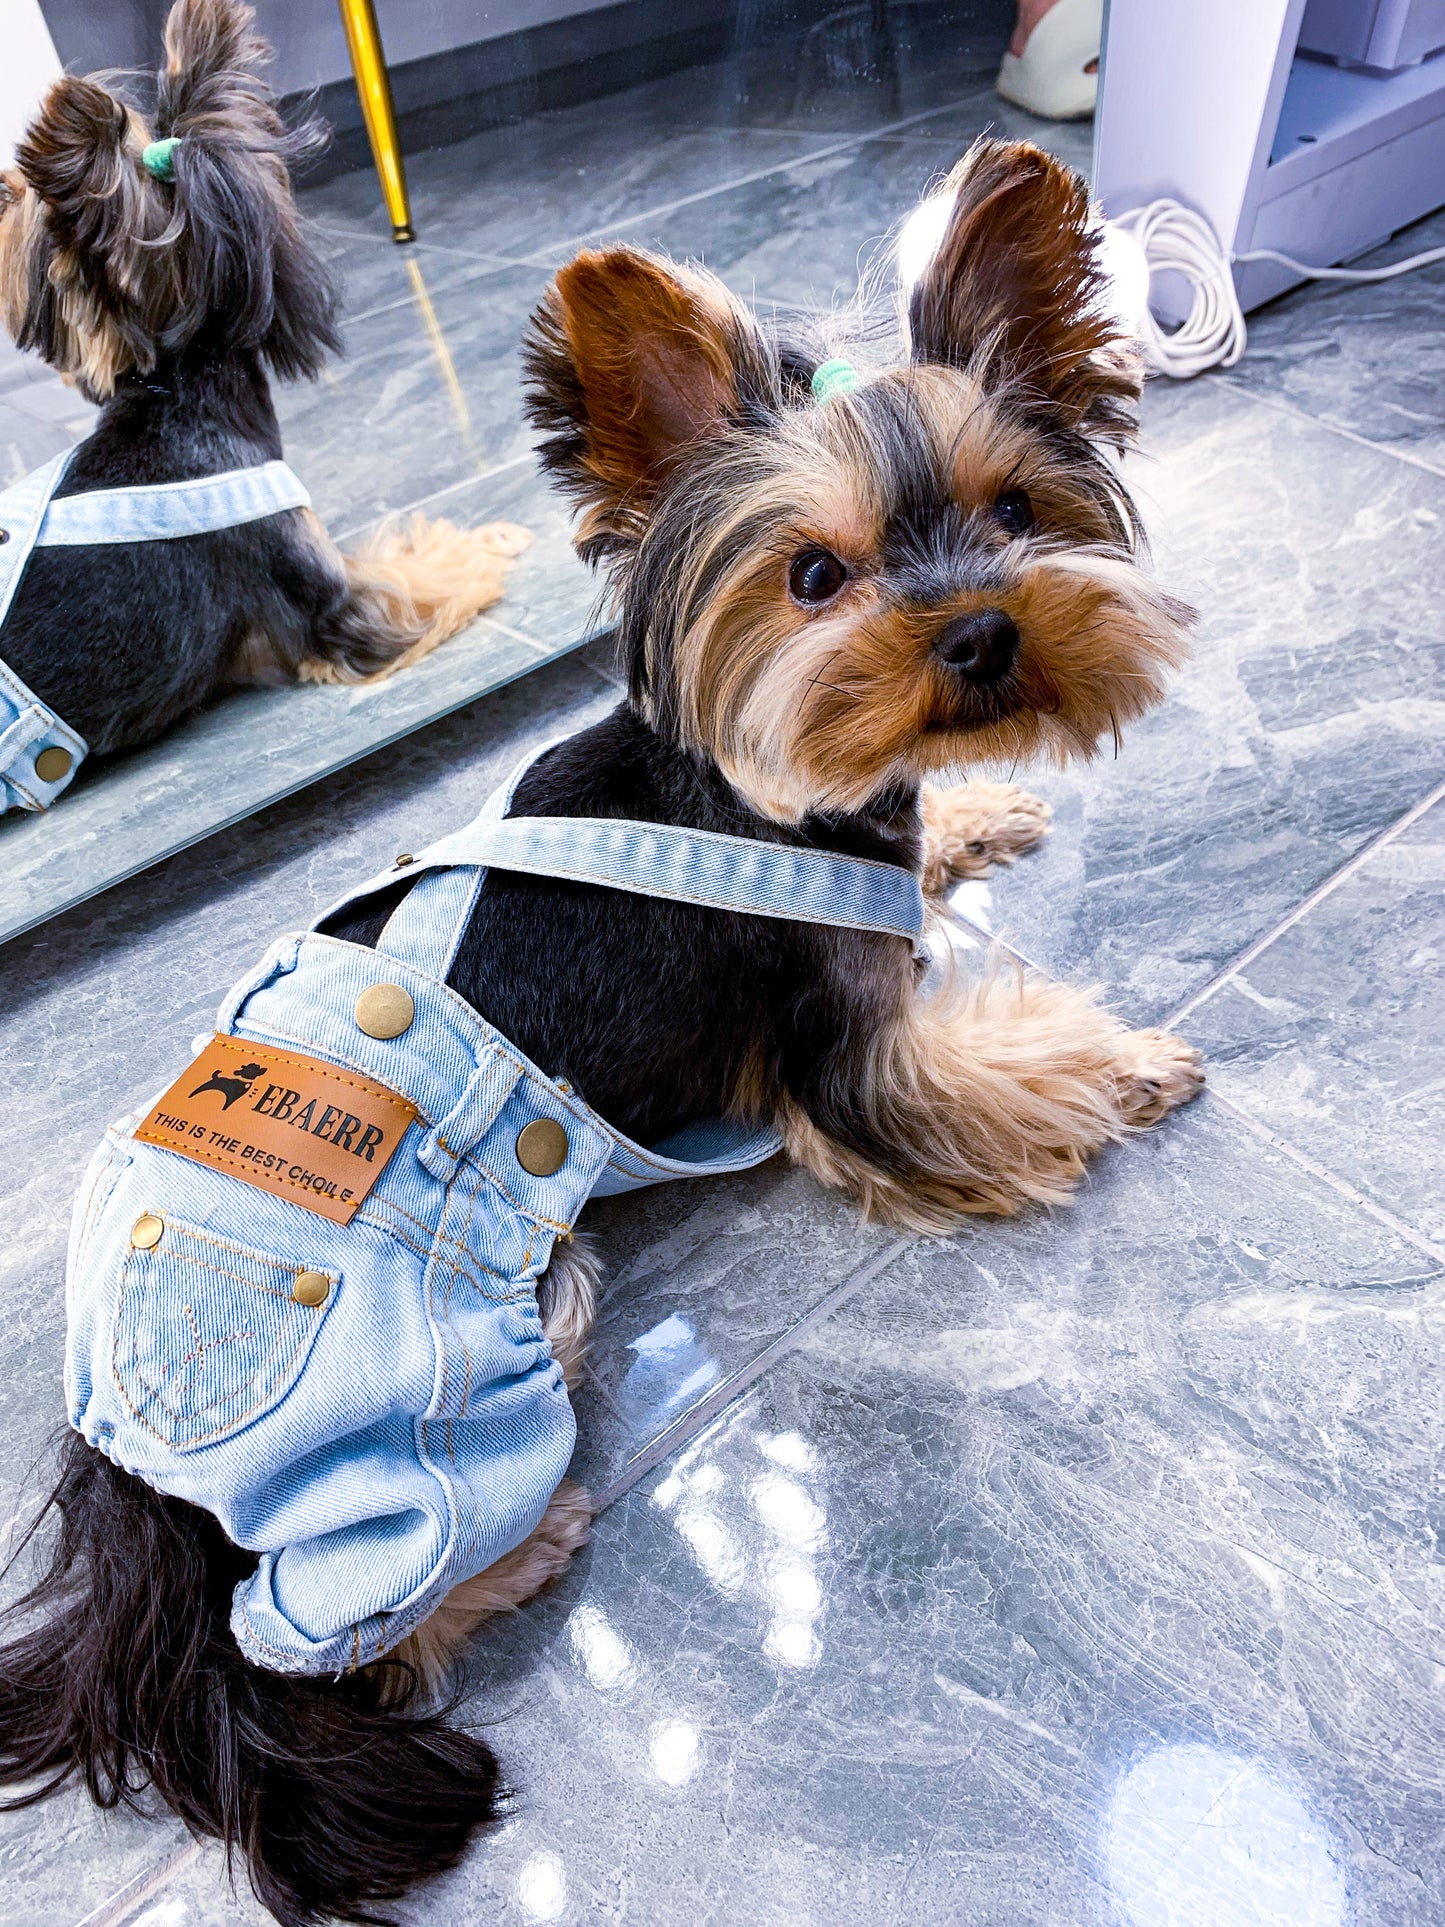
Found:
[136,1034,418,1225]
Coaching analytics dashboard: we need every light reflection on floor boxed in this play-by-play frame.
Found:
[651,1422,830,1677]
[1105,1742,1346,1927]
[516,1850,568,1922]
[619,1311,723,1435]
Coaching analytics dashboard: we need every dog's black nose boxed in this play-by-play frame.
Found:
[933,607,1019,683]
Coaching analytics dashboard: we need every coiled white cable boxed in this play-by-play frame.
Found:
[1112,197,1445,379]
[1109,200,1247,378]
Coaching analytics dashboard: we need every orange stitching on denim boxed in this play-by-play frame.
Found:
[160,1216,331,1279]
[153,1246,299,1302]
[363,1189,526,1305]
[362,1193,514,1284]
[109,1241,332,1450]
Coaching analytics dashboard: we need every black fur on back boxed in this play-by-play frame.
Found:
[0,352,375,753]
[0,1433,501,1927]
[329,704,926,1178]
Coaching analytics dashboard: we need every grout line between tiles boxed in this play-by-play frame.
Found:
[1201,1088,1445,1265]
[511,90,997,266]
[594,1234,915,1511]
[73,1840,202,1927]
[1166,774,1445,1029]
[1219,376,1445,483]
[472,611,565,655]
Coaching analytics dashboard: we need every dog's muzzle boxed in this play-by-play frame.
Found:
[932,606,1019,685]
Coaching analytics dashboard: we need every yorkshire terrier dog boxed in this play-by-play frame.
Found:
[0,0,526,790]
[0,140,1201,1926]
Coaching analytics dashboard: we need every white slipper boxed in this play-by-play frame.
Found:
[996,0,1102,121]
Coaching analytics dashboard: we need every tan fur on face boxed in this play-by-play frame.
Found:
[1,82,168,396]
[0,170,133,395]
[662,367,1190,820]
[0,174,36,343]
[781,954,1203,1232]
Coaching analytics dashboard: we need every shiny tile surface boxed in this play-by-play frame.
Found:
[412,1104,1440,1927]
[1225,205,1445,478]
[1189,795,1445,1246]
[953,377,1445,1022]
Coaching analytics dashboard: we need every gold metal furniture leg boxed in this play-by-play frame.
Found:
[337,0,415,242]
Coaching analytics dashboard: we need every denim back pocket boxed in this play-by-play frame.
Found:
[110,1211,338,1452]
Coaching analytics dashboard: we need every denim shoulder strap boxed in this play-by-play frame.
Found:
[35,459,310,547]
[366,813,925,987]
[417,814,926,940]
[0,451,89,810]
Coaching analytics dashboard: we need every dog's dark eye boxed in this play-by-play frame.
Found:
[992,489,1035,537]
[788,548,848,606]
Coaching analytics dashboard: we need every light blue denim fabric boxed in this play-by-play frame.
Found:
[0,455,309,811]
[65,751,926,1673]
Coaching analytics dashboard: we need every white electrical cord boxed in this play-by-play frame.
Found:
[1110,200,1246,378]
[1234,240,1445,281]
[1112,197,1445,379]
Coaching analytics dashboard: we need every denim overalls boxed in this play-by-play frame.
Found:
[65,751,926,1674]
[0,451,310,810]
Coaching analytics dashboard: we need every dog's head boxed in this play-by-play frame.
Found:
[524,139,1192,821]
[0,0,338,400]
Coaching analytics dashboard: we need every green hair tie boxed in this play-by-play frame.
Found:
[141,137,182,182]
[811,357,861,403]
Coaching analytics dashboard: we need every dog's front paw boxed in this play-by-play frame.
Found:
[1115,1029,1206,1127]
[922,782,1052,892]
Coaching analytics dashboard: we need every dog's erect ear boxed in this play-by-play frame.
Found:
[907,139,1140,439]
[524,247,764,563]
[13,77,172,390]
[15,77,131,214]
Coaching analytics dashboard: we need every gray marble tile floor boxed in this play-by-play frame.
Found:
[2,14,1443,1927]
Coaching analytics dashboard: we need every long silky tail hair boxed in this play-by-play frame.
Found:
[0,1434,502,1926]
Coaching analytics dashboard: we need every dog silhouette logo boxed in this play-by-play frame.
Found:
[189,1061,267,1111]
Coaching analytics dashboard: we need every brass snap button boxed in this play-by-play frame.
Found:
[395,852,415,866]
[292,1270,331,1308]
[131,1213,164,1250]
[34,746,73,783]
[516,1117,569,1176]
[354,982,414,1038]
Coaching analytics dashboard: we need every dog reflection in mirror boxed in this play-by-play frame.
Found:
[0,0,527,768]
